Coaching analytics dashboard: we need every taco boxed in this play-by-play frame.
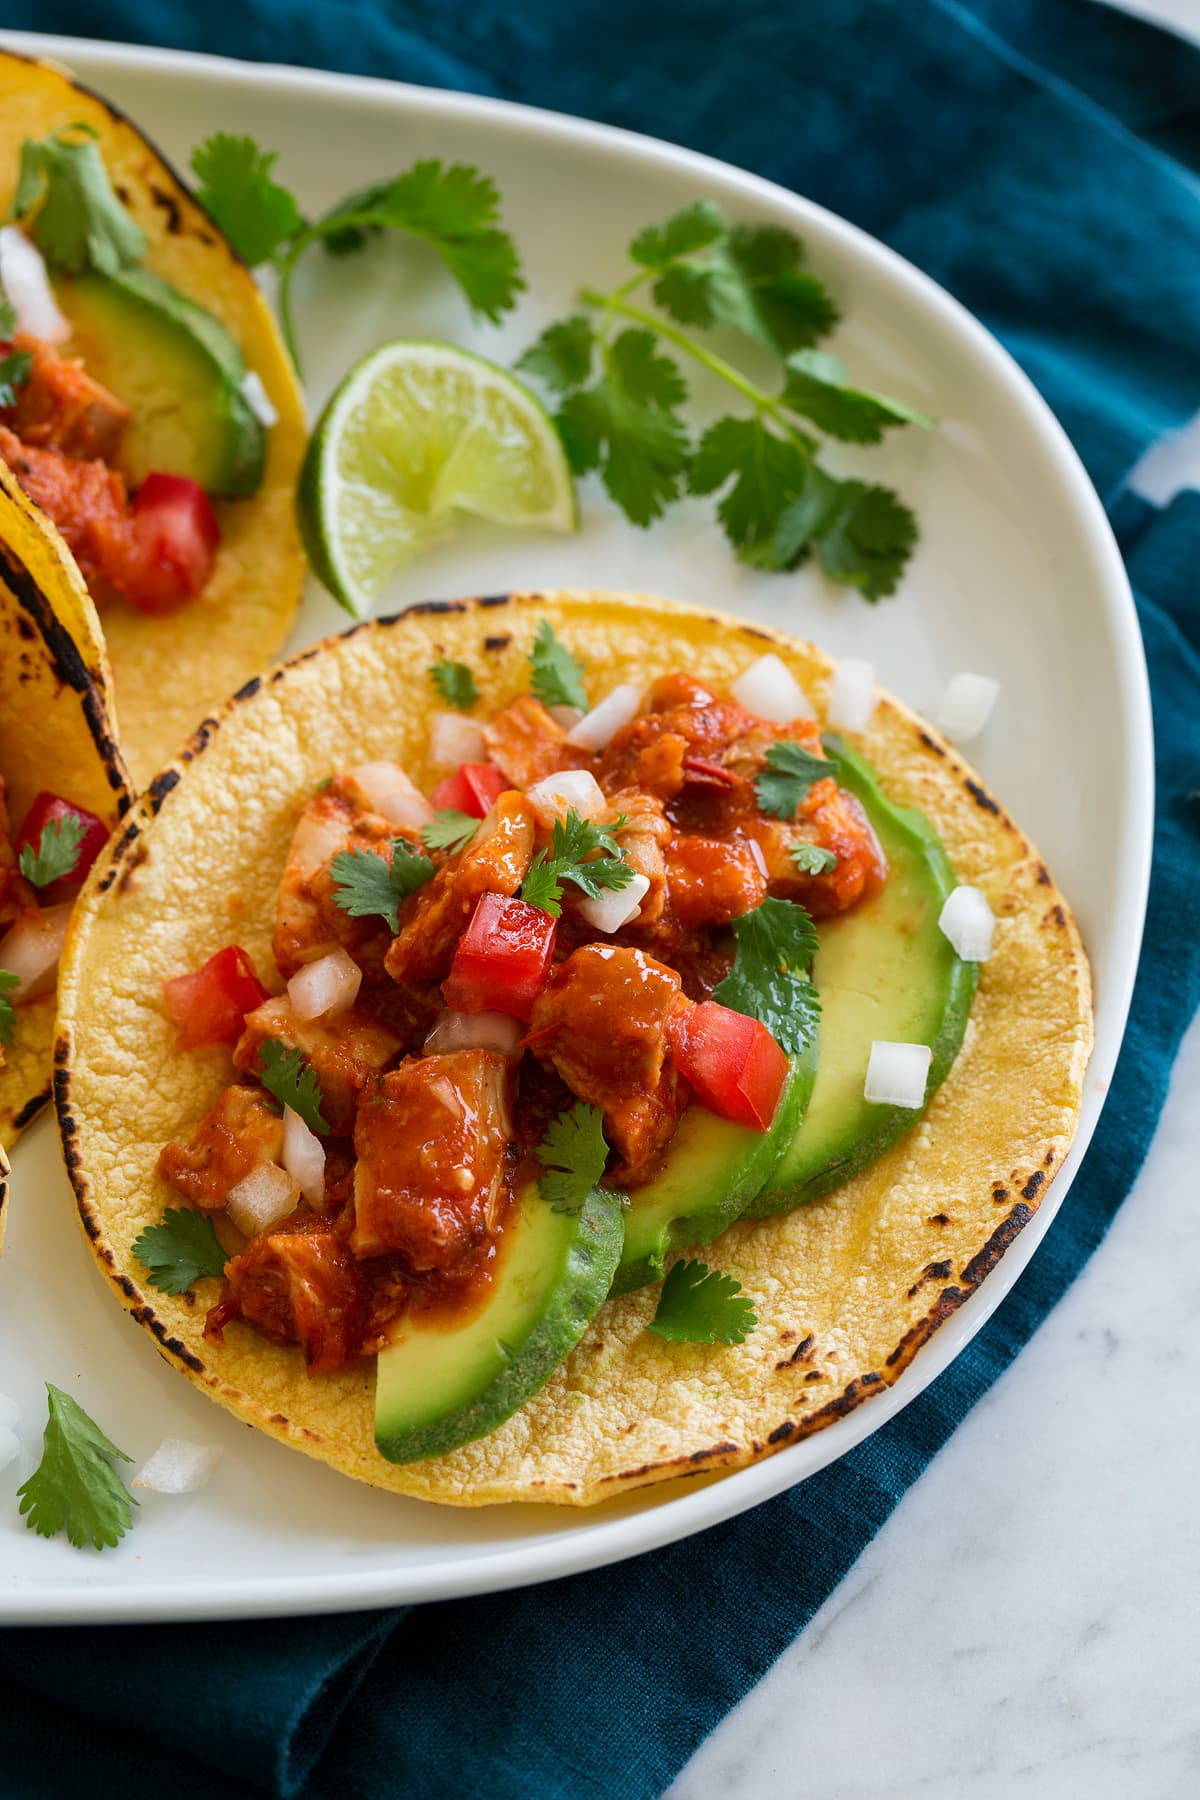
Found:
[0,50,306,788]
[0,459,129,1191]
[55,590,1092,1506]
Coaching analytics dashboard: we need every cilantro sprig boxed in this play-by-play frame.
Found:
[712,896,820,1055]
[648,1260,757,1346]
[0,292,31,408]
[330,838,434,933]
[132,1207,228,1296]
[17,1384,137,1551]
[421,809,479,855]
[537,1101,609,1214]
[429,657,478,710]
[529,619,588,712]
[10,124,147,275]
[191,135,523,372]
[0,969,19,1046]
[519,202,929,599]
[520,809,632,918]
[789,842,838,876]
[17,813,86,887]
[754,740,834,819]
[258,1041,330,1136]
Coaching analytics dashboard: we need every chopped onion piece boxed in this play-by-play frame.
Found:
[429,710,485,768]
[283,1105,326,1207]
[424,1009,523,1056]
[525,768,607,829]
[226,1162,299,1237]
[0,1393,19,1431]
[577,872,650,934]
[287,947,361,1022]
[0,227,70,343]
[0,1425,17,1474]
[347,761,433,830]
[827,658,876,732]
[566,683,642,751]
[938,886,996,962]
[548,704,584,730]
[131,1438,223,1494]
[731,654,814,723]
[936,672,1000,744]
[0,901,72,1002]
[864,1040,932,1109]
[239,369,278,428]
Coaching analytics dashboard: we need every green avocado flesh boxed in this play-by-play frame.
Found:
[54,267,266,496]
[610,1047,816,1298]
[374,1178,623,1463]
[750,735,978,1217]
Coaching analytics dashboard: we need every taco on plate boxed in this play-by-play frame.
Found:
[0,459,129,1198]
[55,591,1092,1505]
[0,49,306,787]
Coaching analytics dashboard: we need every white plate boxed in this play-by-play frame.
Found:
[0,32,1151,1623]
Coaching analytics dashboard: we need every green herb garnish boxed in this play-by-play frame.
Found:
[131,1207,228,1296]
[712,896,820,1055]
[520,808,632,918]
[0,290,31,407]
[528,618,588,712]
[789,842,838,875]
[537,1102,609,1214]
[753,740,833,819]
[648,1260,757,1346]
[421,809,480,855]
[10,124,147,273]
[330,838,434,933]
[429,657,478,710]
[258,1040,330,1136]
[17,813,86,887]
[17,1384,137,1551]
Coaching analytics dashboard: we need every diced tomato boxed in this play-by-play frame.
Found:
[163,945,269,1051]
[429,762,506,820]
[14,792,108,889]
[669,999,787,1131]
[441,893,556,1021]
[121,472,221,616]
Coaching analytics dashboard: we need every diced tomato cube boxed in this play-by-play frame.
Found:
[669,999,787,1131]
[121,472,221,616]
[163,945,269,1051]
[429,762,506,820]
[441,893,556,1021]
[14,791,108,890]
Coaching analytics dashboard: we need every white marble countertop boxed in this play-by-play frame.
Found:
[671,4,1200,1792]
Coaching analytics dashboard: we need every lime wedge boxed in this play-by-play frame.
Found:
[297,340,577,616]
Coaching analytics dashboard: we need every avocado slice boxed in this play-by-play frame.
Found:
[748,735,978,1217]
[53,267,266,496]
[374,1177,623,1464]
[610,1048,816,1297]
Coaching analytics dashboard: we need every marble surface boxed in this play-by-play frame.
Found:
[670,5,1200,1793]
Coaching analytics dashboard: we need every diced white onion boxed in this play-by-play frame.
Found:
[429,710,485,768]
[0,902,72,1002]
[827,658,877,732]
[864,1040,932,1109]
[565,683,643,751]
[0,227,70,344]
[239,369,278,428]
[424,1009,523,1056]
[0,1393,19,1431]
[936,672,1000,744]
[0,1425,18,1473]
[348,761,433,831]
[226,1161,299,1237]
[131,1438,223,1494]
[576,872,650,934]
[525,768,607,829]
[548,704,584,730]
[282,1105,326,1207]
[287,947,362,1022]
[938,885,996,962]
[731,654,815,723]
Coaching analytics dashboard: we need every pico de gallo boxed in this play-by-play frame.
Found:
[155,638,889,1377]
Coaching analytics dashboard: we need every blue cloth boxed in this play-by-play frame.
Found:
[3,3,1199,1796]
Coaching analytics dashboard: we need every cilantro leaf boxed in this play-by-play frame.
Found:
[0,308,31,408]
[556,329,690,527]
[18,813,86,887]
[753,739,834,819]
[782,350,933,445]
[688,415,810,563]
[517,315,595,394]
[537,1101,609,1213]
[10,127,146,274]
[330,838,434,933]
[17,1384,136,1551]
[789,842,838,875]
[771,467,918,600]
[258,1040,330,1136]
[0,291,14,338]
[645,217,837,357]
[648,1260,757,1346]
[529,617,588,712]
[191,133,302,266]
[713,896,820,1055]
[520,808,633,917]
[0,968,19,1046]
[421,809,479,855]
[132,1207,227,1296]
[519,856,565,917]
[429,656,478,710]
[629,201,727,267]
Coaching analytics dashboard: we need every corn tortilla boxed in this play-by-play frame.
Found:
[55,591,1094,1506]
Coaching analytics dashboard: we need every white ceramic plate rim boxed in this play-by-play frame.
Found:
[0,30,1153,1622]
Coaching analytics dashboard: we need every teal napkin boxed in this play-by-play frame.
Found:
[2,3,1198,1796]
